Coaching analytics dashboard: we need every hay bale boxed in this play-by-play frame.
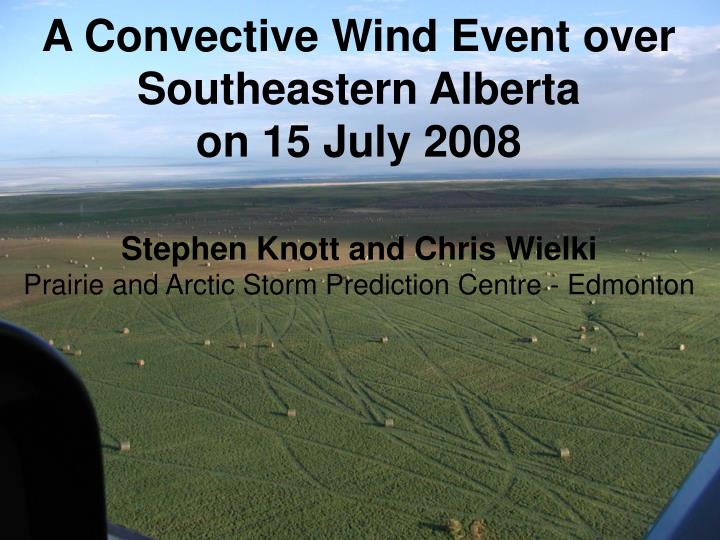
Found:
[269,341,275,349]
[63,344,71,352]
[203,339,211,347]
[237,341,247,349]
[592,325,600,332]
[74,350,82,357]
[384,418,394,428]
[679,343,686,352]
[579,334,587,341]
[590,299,597,305]
[559,447,571,460]
[469,519,487,540]
[579,325,587,333]
[135,359,145,367]
[529,335,538,343]
[121,327,130,335]
[119,440,130,452]
[589,346,598,354]
[48,339,54,346]
[637,331,645,338]
[446,518,462,536]
[286,408,297,418]
[380,336,389,344]
[307,267,313,271]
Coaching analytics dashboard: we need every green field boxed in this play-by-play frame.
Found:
[1,178,719,539]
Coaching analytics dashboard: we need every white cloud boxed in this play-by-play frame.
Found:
[14,1,67,9]
[0,23,718,188]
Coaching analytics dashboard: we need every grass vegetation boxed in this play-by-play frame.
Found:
[0,178,718,538]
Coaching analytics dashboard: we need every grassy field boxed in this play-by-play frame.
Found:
[1,178,719,539]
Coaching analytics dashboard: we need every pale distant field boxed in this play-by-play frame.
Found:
[1,178,718,539]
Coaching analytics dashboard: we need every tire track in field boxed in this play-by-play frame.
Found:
[150,350,584,532]
[257,297,366,414]
[596,319,717,439]
[353,296,544,529]
[413,428,659,523]
[363,297,491,449]
[413,322,711,444]
[92,378,509,505]
[393,428,601,535]
[129,301,357,416]
[308,296,383,420]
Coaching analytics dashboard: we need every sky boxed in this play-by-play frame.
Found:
[0,0,718,191]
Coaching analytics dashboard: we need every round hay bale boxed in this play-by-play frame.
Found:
[380,336,389,344]
[529,336,538,343]
[590,299,597,305]
[384,418,394,428]
[469,519,487,540]
[286,408,297,418]
[237,341,247,349]
[637,331,645,338]
[119,440,131,452]
[63,344,71,352]
[559,447,571,460]
[48,339,54,346]
[269,341,275,349]
[135,359,145,367]
[679,343,686,352]
[589,346,598,353]
[446,518,462,536]
[122,327,130,335]
[74,350,82,357]
[592,325,600,332]
[203,339,211,347]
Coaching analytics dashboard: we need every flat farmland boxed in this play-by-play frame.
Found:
[1,178,718,539]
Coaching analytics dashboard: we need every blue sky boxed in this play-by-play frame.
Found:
[0,0,718,190]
